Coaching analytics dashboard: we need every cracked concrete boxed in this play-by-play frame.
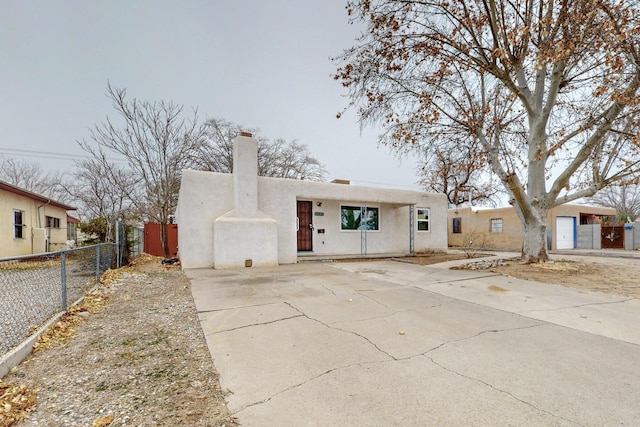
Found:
[187,261,640,426]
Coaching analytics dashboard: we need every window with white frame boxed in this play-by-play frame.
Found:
[341,206,379,230]
[417,208,430,231]
[14,210,24,239]
[490,218,503,233]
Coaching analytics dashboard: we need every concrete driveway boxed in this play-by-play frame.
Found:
[186,260,640,426]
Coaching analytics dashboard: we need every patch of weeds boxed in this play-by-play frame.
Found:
[147,335,169,346]
[110,382,125,392]
[89,337,106,348]
[132,394,148,410]
[121,337,137,346]
[118,351,137,361]
[144,366,176,380]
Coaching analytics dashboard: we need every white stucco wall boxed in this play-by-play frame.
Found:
[259,178,447,262]
[177,169,448,269]
[175,170,233,268]
[213,215,278,268]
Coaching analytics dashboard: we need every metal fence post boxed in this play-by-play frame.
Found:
[116,220,121,268]
[96,244,101,283]
[61,252,68,312]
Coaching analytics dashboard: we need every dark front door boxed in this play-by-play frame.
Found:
[297,201,313,251]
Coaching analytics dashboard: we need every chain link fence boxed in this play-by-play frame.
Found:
[0,243,115,357]
[114,221,144,268]
[128,226,144,260]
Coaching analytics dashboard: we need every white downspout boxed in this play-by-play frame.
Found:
[36,200,51,252]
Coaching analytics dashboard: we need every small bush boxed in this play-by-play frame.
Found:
[461,230,490,258]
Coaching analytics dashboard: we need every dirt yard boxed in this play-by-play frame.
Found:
[488,255,640,299]
[400,251,640,299]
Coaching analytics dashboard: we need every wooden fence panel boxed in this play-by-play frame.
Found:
[143,223,178,257]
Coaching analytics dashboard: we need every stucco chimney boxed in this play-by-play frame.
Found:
[233,132,258,216]
[212,132,278,269]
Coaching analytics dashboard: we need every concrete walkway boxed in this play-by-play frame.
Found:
[186,259,640,426]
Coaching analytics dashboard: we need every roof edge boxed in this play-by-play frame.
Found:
[0,180,76,211]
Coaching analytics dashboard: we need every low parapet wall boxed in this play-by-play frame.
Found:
[577,224,601,250]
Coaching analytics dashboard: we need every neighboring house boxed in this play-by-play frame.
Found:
[0,180,77,257]
[67,214,79,243]
[177,133,448,269]
[447,204,617,251]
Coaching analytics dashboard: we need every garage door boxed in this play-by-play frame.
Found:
[556,217,575,249]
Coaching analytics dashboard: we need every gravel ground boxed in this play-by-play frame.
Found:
[2,259,237,427]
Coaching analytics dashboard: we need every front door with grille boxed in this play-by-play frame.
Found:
[297,201,313,251]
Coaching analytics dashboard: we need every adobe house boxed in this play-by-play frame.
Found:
[176,133,447,269]
[447,204,617,251]
[0,180,77,257]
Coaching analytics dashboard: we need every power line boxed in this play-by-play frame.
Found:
[0,147,126,163]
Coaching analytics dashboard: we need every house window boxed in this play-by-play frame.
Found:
[341,206,379,231]
[46,216,61,228]
[14,210,24,239]
[417,208,430,232]
[452,217,462,234]
[490,218,503,233]
[67,222,77,241]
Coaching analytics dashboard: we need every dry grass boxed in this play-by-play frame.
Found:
[529,260,582,272]
[487,257,640,299]
[0,260,58,271]
[0,381,37,427]
[33,288,110,353]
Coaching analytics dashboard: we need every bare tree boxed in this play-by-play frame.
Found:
[258,138,326,181]
[196,118,327,181]
[590,183,640,222]
[0,156,70,203]
[335,0,640,263]
[59,152,137,243]
[417,138,502,207]
[78,84,206,257]
[192,118,246,173]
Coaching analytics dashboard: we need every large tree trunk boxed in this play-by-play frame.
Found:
[521,215,549,263]
[160,222,170,258]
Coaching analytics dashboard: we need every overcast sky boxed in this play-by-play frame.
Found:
[0,0,421,189]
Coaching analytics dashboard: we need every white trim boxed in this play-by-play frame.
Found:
[416,207,431,232]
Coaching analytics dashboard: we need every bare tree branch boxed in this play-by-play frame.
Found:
[196,118,327,181]
[77,84,206,256]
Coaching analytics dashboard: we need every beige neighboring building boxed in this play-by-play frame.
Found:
[0,180,77,257]
[448,204,616,251]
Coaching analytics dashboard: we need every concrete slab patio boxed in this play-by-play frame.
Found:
[186,260,640,426]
